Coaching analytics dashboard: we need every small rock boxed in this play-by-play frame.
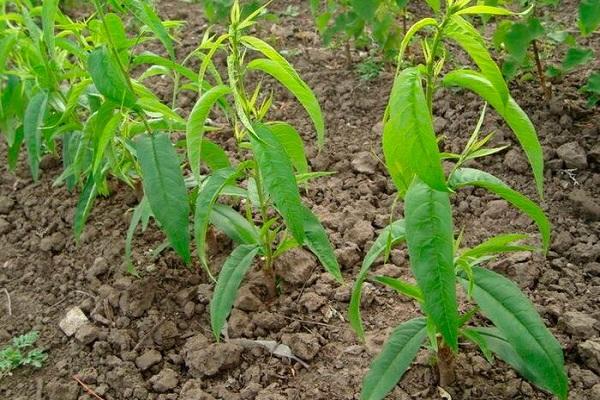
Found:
[344,220,374,248]
[197,284,212,304]
[371,121,384,136]
[149,368,179,393]
[234,286,263,312]
[299,292,327,312]
[569,189,600,221]
[153,320,179,349]
[580,339,600,374]
[333,285,351,302]
[274,248,317,285]
[552,231,574,253]
[504,149,529,174]
[60,307,89,337]
[135,349,162,371]
[374,264,403,278]
[281,333,320,361]
[590,143,600,163]
[0,217,11,234]
[482,199,509,219]
[351,152,378,174]
[557,142,588,169]
[335,244,361,270]
[75,324,99,345]
[45,380,80,400]
[184,343,243,377]
[180,379,216,400]
[88,257,109,278]
[559,312,598,337]
[0,196,14,214]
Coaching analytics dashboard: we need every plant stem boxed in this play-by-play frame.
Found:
[93,0,153,135]
[437,343,456,388]
[425,15,449,115]
[531,40,551,100]
[230,24,276,297]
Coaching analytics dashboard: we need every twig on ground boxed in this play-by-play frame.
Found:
[133,317,166,352]
[1,288,11,316]
[72,375,105,400]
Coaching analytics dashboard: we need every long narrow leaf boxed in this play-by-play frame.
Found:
[443,69,544,197]
[24,91,49,181]
[350,220,406,339]
[210,244,260,339]
[135,133,191,263]
[361,318,427,400]
[404,179,458,351]
[449,168,550,250]
[302,205,342,282]
[88,47,137,109]
[459,268,568,399]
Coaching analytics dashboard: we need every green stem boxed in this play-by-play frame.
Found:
[93,0,153,135]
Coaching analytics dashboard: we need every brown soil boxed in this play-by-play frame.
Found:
[1,1,599,399]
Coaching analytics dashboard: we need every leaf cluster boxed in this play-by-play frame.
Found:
[0,331,47,379]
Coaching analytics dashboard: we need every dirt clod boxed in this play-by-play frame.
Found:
[281,333,321,361]
[557,141,588,169]
[149,368,179,393]
[136,349,162,371]
[184,342,243,377]
[275,248,317,285]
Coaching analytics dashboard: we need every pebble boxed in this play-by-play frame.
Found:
[569,189,600,221]
[580,339,600,374]
[0,196,15,214]
[559,311,598,337]
[149,368,179,393]
[135,349,162,371]
[557,141,588,169]
[75,324,100,345]
[59,307,89,337]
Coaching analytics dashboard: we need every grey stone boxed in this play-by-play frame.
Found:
[149,368,179,393]
[59,307,89,337]
[135,349,162,371]
[557,141,588,169]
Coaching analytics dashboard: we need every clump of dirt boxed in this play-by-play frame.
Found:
[1,0,599,399]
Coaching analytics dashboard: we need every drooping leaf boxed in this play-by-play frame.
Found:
[24,91,49,181]
[210,244,260,339]
[361,318,427,400]
[186,85,231,181]
[373,276,423,303]
[249,123,306,244]
[399,18,437,60]
[194,167,238,267]
[445,15,509,105]
[122,0,175,59]
[350,220,406,339]
[459,233,533,259]
[449,168,550,251]
[404,179,458,351]
[135,133,191,263]
[579,0,600,35]
[73,176,98,240]
[561,46,594,72]
[459,267,568,399]
[210,204,260,245]
[382,67,446,194]
[302,205,342,282]
[267,122,309,174]
[247,59,325,147]
[351,0,382,21]
[41,0,59,57]
[201,139,231,171]
[443,70,544,197]
[88,46,138,109]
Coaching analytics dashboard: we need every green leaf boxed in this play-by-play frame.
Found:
[194,167,238,268]
[73,176,98,240]
[267,122,309,174]
[456,5,514,15]
[350,220,406,339]
[383,67,446,194]
[41,0,59,57]
[186,85,231,181]
[124,197,150,276]
[461,327,494,363]
[210,244,260,339]
[201,139,231,170]
[445,15,509,105]
[459,267,568,399]
[0,33,18,72]
[302,205,342,282]
[247,59,325,147]
[24,91,49,181]
[8,126,24,172]
[459,233,533,259]
[135,133,191,263]
[210,204,260,245]
[361,318,427,400]
[373,276,423,303]
[249,123,306,245]
[351,0,382,21]
[502,18,544,63]
[133,52,199,83]
[425,0,440,12]
[579,0,600,35]
[443,70,544,197]
[92,110,121,176]
[561,46,594,72]
[88,46,138,109]
[399,18,437,60]
[404,179,458,351]
[449,168,550,251]
[122,0,175,59]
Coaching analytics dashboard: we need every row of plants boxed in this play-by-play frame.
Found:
[0,0,568,398]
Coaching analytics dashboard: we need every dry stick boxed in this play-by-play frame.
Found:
[1,288,11,316]
[72,375,105,400]
[133,317,166,352]
[532,40,551,100]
